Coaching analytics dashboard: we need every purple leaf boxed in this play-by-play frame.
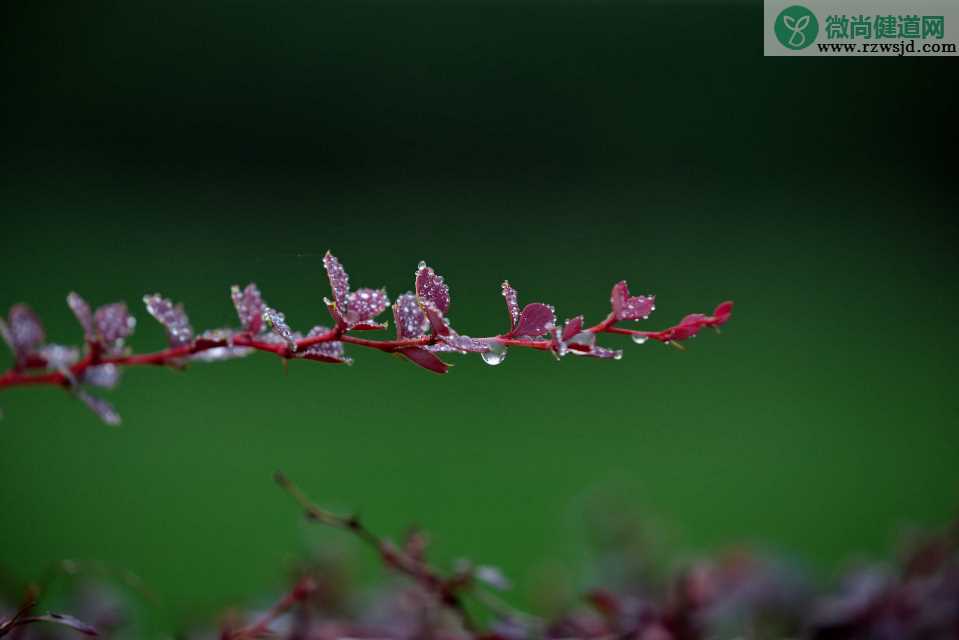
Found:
[562,315,584,342]
[415,261,450,315]
[39,344,80,370]
[299,325,351,364]
[82,364,121,389]
[550,316,585,357]
[552,326,622,360]
[324,299,348,328]
[231,284,266,334]
[501,281,520,331]
[143,294,193,347]
[0,598,38,637]
[93,303,136,350]
[611,281,655,321]
[262,307,297,351]
[580,345,623,360]
[397,347,449,374]
[712,301,734,326]
[192,329,254,362]
[1,304,45,363]
[512,303,556,339]
[348,320,389,331]
[438,334,491,353]
[425,341,462,353]
[67,292,96,341]
[420,300,451,337]
[76,390,121,426]
[345,288,389,323]
[18,612,99,637]
[393,292,429,340]
[671,313,709,341]
[323,251,350,309]
[323,253,391,328]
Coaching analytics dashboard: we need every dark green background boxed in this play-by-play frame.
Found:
[2,1,957,634]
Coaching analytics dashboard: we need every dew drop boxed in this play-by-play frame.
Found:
[481,342,508,366]
[632,334,648,345]
[417,260,427,270]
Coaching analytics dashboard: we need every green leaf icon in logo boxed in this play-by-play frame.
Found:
[775,5,819,50]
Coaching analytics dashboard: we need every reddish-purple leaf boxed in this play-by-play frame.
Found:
[93,303,136,349]
[231,284,266,334]
[397,347,449,374]
[501,281,520,331]
[393,293,429,340]
[1,304,45,363]
[551,326,622,360]
[192,329,254,362]
[425,341,461,353]
[643,301,734,344]
[299,325,351,364]
[18,613,99,637]
[611,281,655,322]
[415,261,450,315]
[143,294,193,347]
[76,390,121,426]
[566,330,595,348]
[436,334,491,353]
[512,303,556,339]
[349,320,389,331]
[345,288,390,323]
[580,345,623,360]
[712,301,734,326]
[324,299,348,328]
[562,315,584,342]
[420,300,451,337]
[263,307,297,351]
[67,292,95,341]
[322,253,391,328]
[323,251,350,309]
[670,314,709,341]
[550,316,586,357]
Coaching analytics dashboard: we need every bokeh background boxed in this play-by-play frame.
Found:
[2,1,957,634]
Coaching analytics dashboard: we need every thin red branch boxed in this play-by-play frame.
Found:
[222,575,316,640]
[0,304,728,392]
[273,472,478,632]
[1,259,731,406]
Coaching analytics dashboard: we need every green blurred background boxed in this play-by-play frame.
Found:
[1,1,957,633]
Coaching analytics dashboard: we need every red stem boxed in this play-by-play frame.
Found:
[222,576,316,640]
[0,311,705,392]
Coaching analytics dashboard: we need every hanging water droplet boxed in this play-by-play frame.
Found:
[632,334,648,345]
[481,342,508,366]
[417,260,427,270]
